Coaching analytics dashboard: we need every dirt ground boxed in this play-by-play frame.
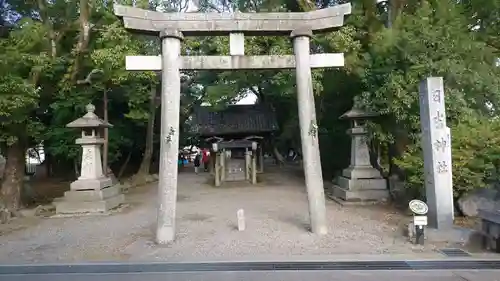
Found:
[0,166,487,264]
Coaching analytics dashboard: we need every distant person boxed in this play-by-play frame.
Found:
[178,154,183,167]
[194,153,201,174]
[202,148,210,172]
[287,148,293,162]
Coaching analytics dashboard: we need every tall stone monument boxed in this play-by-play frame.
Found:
[330,104,388,204]
[54,104,124,214]
[419,77,454,229]
[114,3,352,243]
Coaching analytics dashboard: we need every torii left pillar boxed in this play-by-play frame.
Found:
[156,29,182,244]
[292,29,327,235]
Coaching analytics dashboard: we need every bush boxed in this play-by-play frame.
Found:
[394,117,500,201]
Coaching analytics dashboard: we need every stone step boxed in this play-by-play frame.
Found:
[54,193,124,214]
[61,185,121,202]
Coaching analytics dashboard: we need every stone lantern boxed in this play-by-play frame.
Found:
[330,103,389,204]
[54,104,124,214]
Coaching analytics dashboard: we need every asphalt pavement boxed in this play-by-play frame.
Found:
[2,270,500,281]
[1,260,500,281]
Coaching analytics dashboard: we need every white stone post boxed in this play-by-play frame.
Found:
[237,209,246,231]
[156,29,183,244]
[245,148,251,180]
[221,149,226,181]
[251,152,257,185]
[419,77,454,229]
[291,28,327,235]
[258,145,264,173]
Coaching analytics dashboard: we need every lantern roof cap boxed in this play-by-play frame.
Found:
[339,99,379,120]
[66,104,113,128]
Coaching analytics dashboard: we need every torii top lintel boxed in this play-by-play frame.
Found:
[113,3,352,36]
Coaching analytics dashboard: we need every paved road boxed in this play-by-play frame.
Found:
[2,270,500,281]
[1,260,500,281]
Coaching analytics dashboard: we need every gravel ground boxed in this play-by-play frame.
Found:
[0,167,451,264]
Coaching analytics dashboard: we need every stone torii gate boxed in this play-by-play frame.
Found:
[115,3,352,244]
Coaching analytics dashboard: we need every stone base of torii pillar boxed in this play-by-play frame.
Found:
[54,104,124,214]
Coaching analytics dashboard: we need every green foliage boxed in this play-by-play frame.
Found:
[91,21,158,123]
[0,19,50,145]
[395,117,500,200]
[347,1,500,201]
[360,2,500,141]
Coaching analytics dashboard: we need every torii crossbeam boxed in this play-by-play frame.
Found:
[126,54,344,70]
[115,3,352,244]
[114,4,351,36]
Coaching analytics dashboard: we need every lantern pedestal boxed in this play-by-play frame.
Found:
[331,177,388,204]
[54,186,124,214]
[54,104,124,214]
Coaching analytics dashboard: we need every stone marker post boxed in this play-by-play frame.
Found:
[245,148,251,181]
[419,77,454,229]
[237,209,245,231]
[258,146,264,173]
[291,29,327,235]
[251,149,257,185]
[156,29,183,244]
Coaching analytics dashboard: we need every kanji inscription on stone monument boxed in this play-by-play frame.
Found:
[432,89,441,103]
[434,137,448,152]
[419,77,454,229]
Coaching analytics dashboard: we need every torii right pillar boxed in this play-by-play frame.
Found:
[292,29,328,235]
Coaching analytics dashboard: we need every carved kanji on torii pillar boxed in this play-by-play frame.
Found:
[114,3,352,244]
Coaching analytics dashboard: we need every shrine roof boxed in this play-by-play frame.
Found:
[191,104,279,136]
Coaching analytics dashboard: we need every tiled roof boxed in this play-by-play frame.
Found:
[191,104,279,136]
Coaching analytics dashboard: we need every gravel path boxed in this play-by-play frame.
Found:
[0,168,448,264]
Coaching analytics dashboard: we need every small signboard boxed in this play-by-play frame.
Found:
[409,199,429,215]
[413,215,428,226]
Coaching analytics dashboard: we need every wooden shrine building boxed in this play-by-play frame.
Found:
[191,104,279,186]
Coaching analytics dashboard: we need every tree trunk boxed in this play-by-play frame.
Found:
[139,87,157,175]
[132,87,157,184]
[103,89,109,176]
[44,150,52,177]
[69,0,91,83]
[272,145,286,166]
[118,150,132,180]
[0,141,25,222]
